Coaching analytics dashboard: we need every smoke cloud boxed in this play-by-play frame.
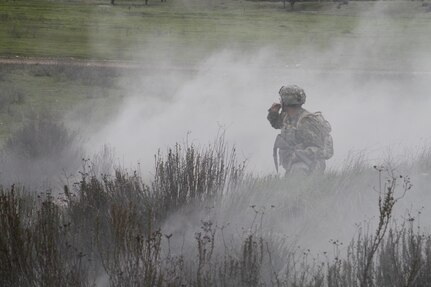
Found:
[76,1,431,255]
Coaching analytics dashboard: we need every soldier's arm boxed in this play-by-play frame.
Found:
[267,109,283,129]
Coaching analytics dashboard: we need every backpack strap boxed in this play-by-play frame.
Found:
[297,109,311,126]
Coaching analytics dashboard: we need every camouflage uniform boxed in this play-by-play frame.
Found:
[268,85,333,175]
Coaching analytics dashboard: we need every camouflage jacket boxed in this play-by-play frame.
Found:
[267,107,333,164]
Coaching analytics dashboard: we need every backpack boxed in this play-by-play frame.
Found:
[313,111,333,160]
[312,111,332,134]
[298,111,333,160]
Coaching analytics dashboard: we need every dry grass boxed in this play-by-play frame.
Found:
[1,134,431,286]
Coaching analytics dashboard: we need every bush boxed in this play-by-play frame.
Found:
[0,113,83,187]
[0,186,90,287]
[152,136,245,219]
[1,137,431,286]
[4,113,79,160]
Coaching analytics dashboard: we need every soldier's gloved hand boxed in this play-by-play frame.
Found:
[270,103,281,112]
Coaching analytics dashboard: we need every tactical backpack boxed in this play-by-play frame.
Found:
[303,111,333,160]
[273,110,333,173]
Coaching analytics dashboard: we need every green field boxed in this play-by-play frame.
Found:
[0,64,124,142]
[0,0,430,142]
[1,0,429,62]
[0,0,358,61]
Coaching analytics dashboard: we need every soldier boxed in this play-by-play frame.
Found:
[267,85,333,175]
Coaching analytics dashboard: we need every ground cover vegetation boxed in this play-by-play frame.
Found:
[1,115,431,286]
[1,0,350,60]
[0,0,429,63]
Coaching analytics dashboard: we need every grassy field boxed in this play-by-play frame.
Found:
[0,64,124,143]
[0,0,355,60]
[1,0,429,62]
[0,0,430,142]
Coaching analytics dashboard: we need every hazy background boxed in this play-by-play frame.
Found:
[82,4,431,175]
[65,1,431,256]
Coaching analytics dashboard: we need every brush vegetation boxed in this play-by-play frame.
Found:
[1,118,431,286]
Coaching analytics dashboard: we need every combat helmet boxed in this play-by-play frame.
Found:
[279,85,306,106]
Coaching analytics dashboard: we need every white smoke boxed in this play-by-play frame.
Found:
[78,0,431,258]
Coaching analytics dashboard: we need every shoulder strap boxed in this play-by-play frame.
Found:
[296,109,312,128]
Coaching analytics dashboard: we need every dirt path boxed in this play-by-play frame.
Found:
[0,56,143,69]
[1,56,430,76]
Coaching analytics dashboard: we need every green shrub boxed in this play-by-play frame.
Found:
[0,112,83,187]
[4,112,80,160]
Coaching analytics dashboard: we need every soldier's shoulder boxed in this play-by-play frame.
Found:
[298,109,317,125]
